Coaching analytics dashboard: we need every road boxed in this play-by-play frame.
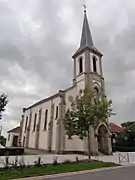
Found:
[46,166,135,180]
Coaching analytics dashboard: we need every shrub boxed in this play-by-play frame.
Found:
[0,147,24,156]
[62,159,72,164]
[115,146,135,152]
[4,155,10,169]
[52,156,58,166]
[18,156,26,168]
[76,156,79,164]
[34,156,43,167]
[10,156,19,168]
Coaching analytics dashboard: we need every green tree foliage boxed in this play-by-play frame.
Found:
[116,121,135,148]
[0,94,8,120]
[121,121,135,129]
[64,88,112,159]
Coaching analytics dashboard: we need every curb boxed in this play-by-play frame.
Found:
[12,164,135,180]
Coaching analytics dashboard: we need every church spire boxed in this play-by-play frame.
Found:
[80,7,93,48]
[72,7,102,59]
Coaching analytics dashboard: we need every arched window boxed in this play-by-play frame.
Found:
[94,87,99,97]
[33,113,37,131]
[94,87,99,94]
[44,109,48,130]
[93,56,97,73]
[79,57,83,74]
[38,108,42,121]
[56,106,59,119]
[25,116,28,132]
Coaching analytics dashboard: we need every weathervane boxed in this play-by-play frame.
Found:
[83,4,87,13]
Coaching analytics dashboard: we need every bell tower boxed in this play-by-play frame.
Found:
[72,8,106,99]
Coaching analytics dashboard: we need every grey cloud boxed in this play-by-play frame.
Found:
[1,0,135,136]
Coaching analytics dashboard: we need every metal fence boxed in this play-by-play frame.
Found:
[118,153,130,164]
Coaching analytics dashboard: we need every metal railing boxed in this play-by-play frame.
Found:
[118,152,130,164]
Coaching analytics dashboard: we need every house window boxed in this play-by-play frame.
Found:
[25,116,28,132]
[79,57,83,73]
[8,134,10,141]
[93,56,97,73]
[33,113,37,131]
[44,109,48,130]
[56,106,58,119]
[39,109,42,120]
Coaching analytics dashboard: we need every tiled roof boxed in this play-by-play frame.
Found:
[109,122,124,134]
[7,126,20,133]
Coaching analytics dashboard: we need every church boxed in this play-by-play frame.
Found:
[10,9,112,155]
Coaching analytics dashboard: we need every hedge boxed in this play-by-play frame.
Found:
[114,146,135,152]
[0,147,24,156]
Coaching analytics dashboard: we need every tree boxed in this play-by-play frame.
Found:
[121,121,135,129]
[116,121,135,148]
[0,94,8,120]
[64,88,112,160]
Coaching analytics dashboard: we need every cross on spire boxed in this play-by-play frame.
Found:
[80,7,93,48]
[83,4,87,13]
[72,4,103,59]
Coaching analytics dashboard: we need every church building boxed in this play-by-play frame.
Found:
[17,9,112,155]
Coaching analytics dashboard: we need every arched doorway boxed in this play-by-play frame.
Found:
[97,124,109,154]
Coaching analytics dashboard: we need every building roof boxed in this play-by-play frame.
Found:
[24,93,59,111]
[73,11,102,58]
[109,122,124,134]
[80,11,93,48]
[7,126,20,133]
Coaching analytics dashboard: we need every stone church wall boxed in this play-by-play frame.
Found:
[64,81,85,152]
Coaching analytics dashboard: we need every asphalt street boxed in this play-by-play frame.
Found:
[45,166,135,180]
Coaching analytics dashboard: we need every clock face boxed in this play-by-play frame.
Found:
[68,96,73,103]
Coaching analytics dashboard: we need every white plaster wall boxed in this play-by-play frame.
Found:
[51,96,60,151]
[65,136,85,151]
[65,81,85,152]
[38,100,52,150]
[6,133,13,147]
[93,80,101,87]
[27,103,44,149]
[90,53,100,75]
[6,132,19,147]
[76,73,85,83]
[21,109,30,147]
[65,82,85,110]
[21,95,60,151]
[76,80,85,94]
[26,99,54,150]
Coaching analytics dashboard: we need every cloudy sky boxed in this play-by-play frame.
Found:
[0,0,135,136]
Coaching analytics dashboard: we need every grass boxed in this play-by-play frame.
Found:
[0,162,120,180]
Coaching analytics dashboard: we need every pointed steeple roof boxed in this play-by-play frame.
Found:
[72,10,102,58]
[80,11,93,48]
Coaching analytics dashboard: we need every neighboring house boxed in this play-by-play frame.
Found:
[109,122,124,136]
[109,122,125,149]
[6,126,20,147]
[8,10,113,155]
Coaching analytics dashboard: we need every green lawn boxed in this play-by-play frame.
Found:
[0,162,119,180]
